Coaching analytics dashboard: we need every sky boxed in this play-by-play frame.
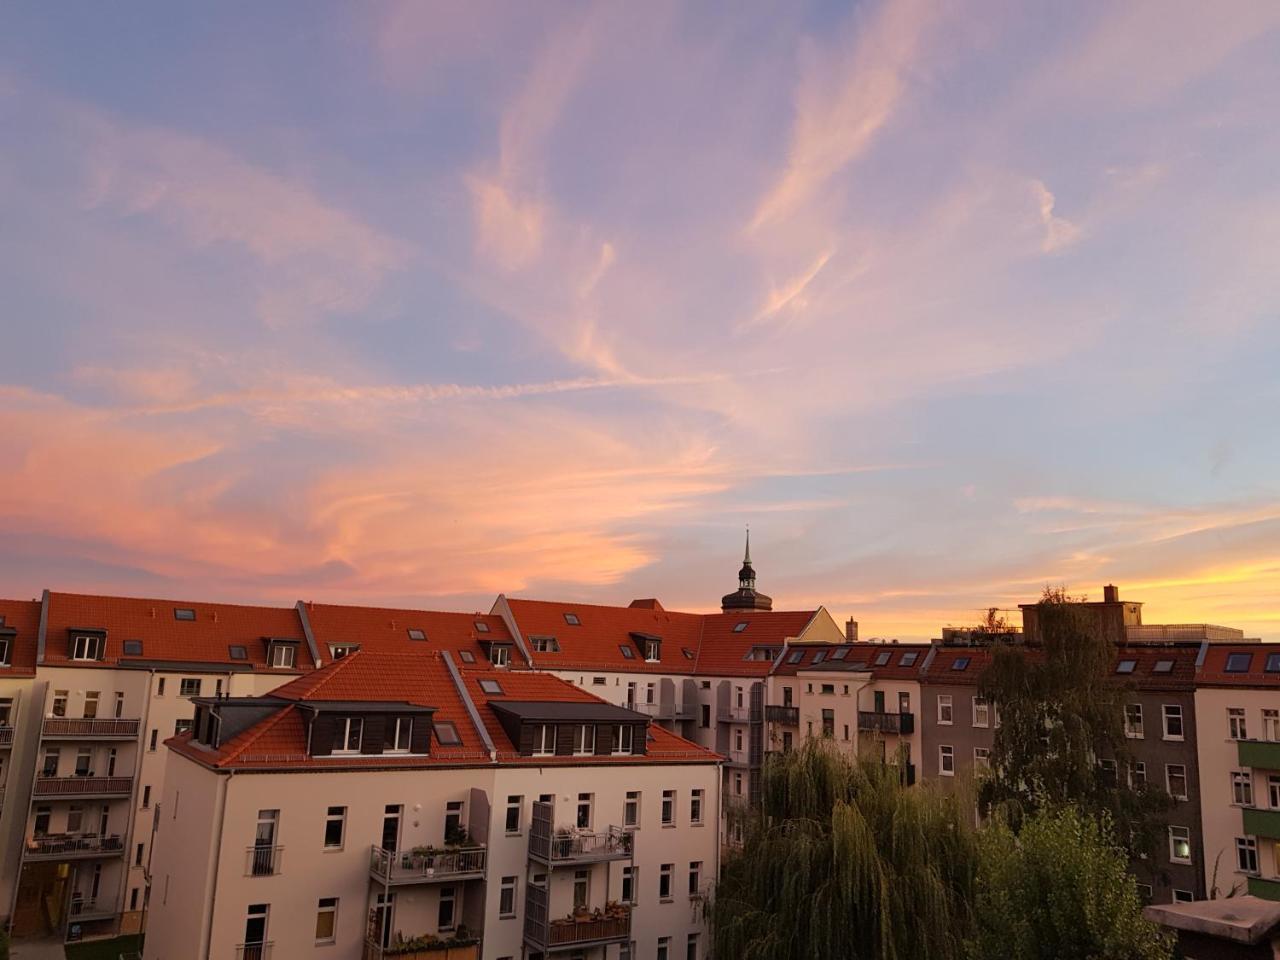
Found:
[0,1,1278,640]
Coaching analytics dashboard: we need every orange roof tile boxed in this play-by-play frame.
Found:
[0,597,42,677]
[1196,643,1280,687]
[305,602,524,666]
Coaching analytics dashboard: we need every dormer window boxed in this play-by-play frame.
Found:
[532,723,556,756]
[334,717,363,754]
[573,725,596,755]
[489,645,510,668]
[385,717,413,753]
[645,639,660,662]
[613,724,635,755]
[329,644,359,659]
[0,637,9,666]
[174,608,196,621]
[70,634,105,661]
[269,642,297,669]
[531,636,560,653]
[564,613,581,626]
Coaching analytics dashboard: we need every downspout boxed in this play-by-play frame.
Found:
[201,770,232,960]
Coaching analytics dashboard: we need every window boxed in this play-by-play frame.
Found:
[821,709,835,737]
[1152,659,1173,674]
[489,645,510,667]
[874,651,891,667]
[114,692,125,718]
[1173,890,1193,903]
[621,865,636,904]
[531,636,559,653]
[573,870,589,909]
[573,725,596,755]
[658,937,670,960]
[951,657,970,671]
[690,789,704,824]
[324,806,345,848]
[434,722,462,746]
[1162,704,1184,740]
[689,860,702,896]
[813,651,826,665]
[1131,761,1147,788]
[820,683,835,695]
[613,724,635,755]
[314,897,337,943]
[1263,709,1280,741]
[531,724,556,756]
[1136,883,1153,903]
[1225,653,1253,673]
[458,650,475,663]
[505,795,522,834]
[972,698,990,728]
[1124,703,1144,738]
[1165,764,1188,800]
[142,785,151,809]
[149,729,158,751]
[576,793,593,829]
[624,791,640,828]
[334,717,363,754]
[734,772,743,796]
[174,607,196,621]
[66,804,84,832]
[74,746,92,776]
[474,620,490,633]
[644,639,660,662]
[122,640,142,656]
[831,647,849,661]
[438,886,456,930]
[329,644,358,659]
[661,790,675,826]
[1229,707,1248,740]
[499,876,517,917]
[1236,838,1259,874]
[937,695,953,725]
[733,622,748,632]
[479,679,503,695]
[939,745,955,776]
[71,635,104,661]
[682,647,695,660]
[1267,653,1280,673]
[974,747,990,769]
[228,645,248,660]
[687,934,699,960]
[383,717,412,753]
[135,842,145,865]
[1116,659,1136,674]
[591,676,607,686]
[619,645,635,659]
[901,652,918,666]
[564,612,581,625]
[659,863,673,901]
[270,643,296,668]
[1269,775,1280,808]
[174,719,193,736]
[788,650,803,664]
[52,690,68,717]
[407,628,426,641]
[179,678,201,698]
[1232,771,1253,806]
[83,691,99,719]
[1169,825,1192,863]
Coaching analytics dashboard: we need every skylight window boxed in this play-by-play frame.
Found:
[407,629,426,641]
[458,650,475,663]
[813,651,826,664]
[900,652,918,666]
[1116,659,1137,674]
[951,657,970,671]
[1267,653,1280,673]
[831,648,849,661]
[1225,653,1253,673]
[874,651,891,666]
[433,721,462,746]
[123,640,143,656]
[564,612,581,626]
[228,645,248,660]
[479,679,503,694]
[1152,659,1174,674]
[173,608,196,621]
[788,650,804,664]
[682,648,695,660]
[619,644,635,659]
[733,622,748,633]
[474,620,490,633]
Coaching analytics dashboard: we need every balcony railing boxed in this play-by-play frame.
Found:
[33,776,132,798]
[858,711,915,735]
[1238,739,1280,771]
[523,883,631,952]
[235,942,272,960]
[528,800,632,866]
[629,701,675,720]
[1242,807,1280,841]
[717,705,752,723]
[0,725,13,746]
[363,935,480,960]
[26,833,124,860]
[42,717,141,739]
[1247,876,1280,901]
[765,705,799,725]
[369,845,487,884]
[245,844,283,877]
[725,749,749,766]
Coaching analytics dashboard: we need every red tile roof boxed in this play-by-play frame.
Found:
[694,611,820,676]
[774,642,931,679]
[1113,644,1200,690]
[1196,643,1280,687]
[921,646,994,685]
[43,592,311,671]
[0,597,42,677]
[305,602,524,666]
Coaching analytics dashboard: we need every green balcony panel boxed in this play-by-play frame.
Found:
[1246,876,1280,901]
[1237,740,1280,770]
[1242,807,1280,841]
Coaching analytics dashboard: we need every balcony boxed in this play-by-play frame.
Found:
[42,717,141,740]
[0,725,13,747]
[1238,739,1280,771]
[717,705,752,723]
[528,801,631,866]
[725,749,750,767]
[630,701,676,721]
[33,776,132,799]
[858,711,915,736]
[363,935,480,960]
[68,896,116,922]
[235,943,272,960]
[245,844,284,877]
[523,883,631,953]
[1247,876,1280,901]
[765,705,799,725]
[25,833,124,860]
[1242,807,1280,841]
[369,845,487,885]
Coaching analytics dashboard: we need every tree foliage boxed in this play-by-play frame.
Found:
[969,806,1173,960]
[714,740,979,960]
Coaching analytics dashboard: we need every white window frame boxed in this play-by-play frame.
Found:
[72,635,103,661]
[972,697,989,728]
[690,789,704,825]
[324,806,346,849]
[533,724,556,757]
[505,795,523,835]
[1124,703,1144,739]
[974,747,990,769]
[270,643,296,669]
[613,724,634,755]
[1165,764,1188,801]
[1263,708,1280,742]
[499,876,518,917]
[661,790,675,826]
[1162,704,1184,741]
[573,725,596,756]
[659,863,673,902]
[939,745,955,776]
[334,717,363,755]
[314,898,338,944]
[1168,825,1192,864]
[386,717,412,754]
[937,695,953,725]
[1231,771,1253,806]
[624,791,640,828]
[1236,837,1259,874]
[1228,707,1248,741]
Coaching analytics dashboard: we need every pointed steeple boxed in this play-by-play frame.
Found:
[723,526,772,612]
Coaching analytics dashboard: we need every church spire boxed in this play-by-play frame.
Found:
[722,526,772,612]
[743,525,751,566]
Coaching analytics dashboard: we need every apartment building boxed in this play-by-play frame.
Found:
[144,649,720,960]
[0,599,42,927]
[764,642,930,781]
[1194,644,1280,900]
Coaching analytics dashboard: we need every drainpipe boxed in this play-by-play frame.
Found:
[200,770,232,960]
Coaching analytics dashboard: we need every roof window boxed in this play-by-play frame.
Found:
[228,645,248,660]
[433,721,462,746]
[174,608,196,621]
[619,644,635,659]
[479,679,503,694]
[458,650,475,664]
[1225,653,1253,673]
[733,622,748,633]
[900,652,918,666]
[831,647,849,661]
[682,648,695,660]
[1266,653,1280,673]
[788,650,804,664]
[407,628,426,641]
[474,620,490,633]
[1116,659,1136,674]
[1152,659,1174,674]
[123,640,143,656]
[813,651,826,664]
[951,657,970,671]
[874,651,891,666]
[564,612,581,626]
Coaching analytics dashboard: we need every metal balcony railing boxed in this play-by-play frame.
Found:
[245,845,283,877]
[717,705,752,723]
[765,705,799,725]
[523,883,631,952]
[369,845,487,884]
[629,701,676,720]
[235,942,272,960]
[858,711,915,735]
[32,776,132,798]
[26,833,124,859]
[0,725,13,746]
[42,717,141,739]
[528,801,632,866]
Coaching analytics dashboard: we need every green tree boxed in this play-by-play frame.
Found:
[976,587,1171,859]
[968,806,1173,960]
[714,740,979,960]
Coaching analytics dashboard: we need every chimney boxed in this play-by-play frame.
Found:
[1103,584,1119,603]
[845,618,859,642]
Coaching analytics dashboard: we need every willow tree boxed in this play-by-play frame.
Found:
[714,740,979,960]
[976,587,1171,859]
